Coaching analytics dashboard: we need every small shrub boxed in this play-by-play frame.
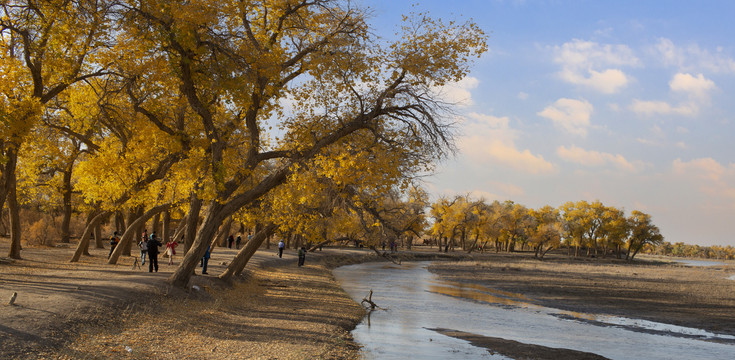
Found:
[25,217,59,247]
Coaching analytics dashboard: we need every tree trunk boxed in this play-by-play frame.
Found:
[219,223,277,282]
[215,217,233,248]
[183,192,202,254]
[108,204,172,264]
[115,211,125,233]
[162,210,171,243]
[58,167,74,243]
[152,212,161,235]
[123,207,143,256]
[70,211,112,262]
[172,214,187,244]
[95,221,103,249]
[169,202,227,288]
[6,147,22,259]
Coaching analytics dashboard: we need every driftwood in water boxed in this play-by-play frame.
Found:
[361,289,379,309]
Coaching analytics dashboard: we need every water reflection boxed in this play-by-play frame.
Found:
[334,261,735,360]
[671,259,725,267]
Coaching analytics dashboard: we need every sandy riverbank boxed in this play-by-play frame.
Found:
[428,253,735,337]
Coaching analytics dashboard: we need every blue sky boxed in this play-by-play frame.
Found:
[368,1,735,247]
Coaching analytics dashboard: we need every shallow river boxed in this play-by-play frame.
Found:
[334,262,735,360]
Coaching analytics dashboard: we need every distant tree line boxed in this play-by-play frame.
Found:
[652,242,735,260]
[427,197,663,261]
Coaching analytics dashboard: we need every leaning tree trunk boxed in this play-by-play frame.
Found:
[183,193,202,254]
[219,223,277,282]
[108,204,172,264]
[169,202,227,288]
[71,211,112,262]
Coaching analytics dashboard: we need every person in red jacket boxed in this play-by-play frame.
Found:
[166,237,178,265]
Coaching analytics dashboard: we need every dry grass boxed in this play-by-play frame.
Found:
[48,263,365,360]
[0,241,368,359]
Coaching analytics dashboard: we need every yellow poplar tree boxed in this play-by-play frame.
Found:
[1,0,113,258]
[118,1,488,288]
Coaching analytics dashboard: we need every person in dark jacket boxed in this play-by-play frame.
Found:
[298,246,306,266]
[147,234,162,272]
[201,244,211,274]
[108,231,120,259]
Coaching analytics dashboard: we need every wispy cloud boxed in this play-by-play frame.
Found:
[458,112,556,175]
[673,158,735,202]
[629,73,714,117]
[432,76,480,107]
[557,145,640,172]
[629,99,698,117]
[653,38,735,74]
[552,39,640,94]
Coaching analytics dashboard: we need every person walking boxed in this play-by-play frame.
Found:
[201,244,211,274]
[235,234,242,249]
[147,233,162,272]
[297,246,306,266]
[108,231,120,259]
[278,239,285,258]
[227,235,234,249]
[166,237,178,265]
[138,234,148,265]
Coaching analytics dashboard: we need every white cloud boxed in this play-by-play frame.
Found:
[672,158,735,201]
[558,68,630,94]
[557,145,639,172]
[636,138,658,146]
[629,73,714,117]
[555,39,640,68]
[467,190,500,202]
[537,98,594,136]
[433,76,479,106]
[653,38,735,74]
[628,99,698,117]
[669,73,716,100]
[552,39,639,93]
[517,91,529,100]
[487,181,525,197]
[458,112,556,175]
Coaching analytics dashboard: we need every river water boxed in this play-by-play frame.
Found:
[334,262,735,360]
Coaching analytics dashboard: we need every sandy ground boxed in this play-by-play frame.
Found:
[0,241,374,359]
[3,242,735,359]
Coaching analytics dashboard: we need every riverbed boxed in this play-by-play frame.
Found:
[334,261,735,360]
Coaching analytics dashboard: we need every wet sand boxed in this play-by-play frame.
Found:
[431,328,609,360]
[428,253,735,338]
